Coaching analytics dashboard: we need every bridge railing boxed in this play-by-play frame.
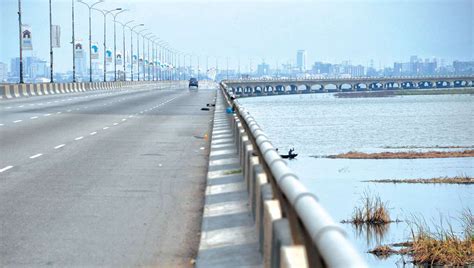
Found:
[219,81,367,268]
[0,80,187,100]
[223,74,474,83]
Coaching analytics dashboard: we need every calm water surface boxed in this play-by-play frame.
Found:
[238,93,474,267]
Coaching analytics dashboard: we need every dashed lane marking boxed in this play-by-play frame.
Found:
[0,166,14,173]
[103,127,109,130]
[54,144,65,149]
[30,116,38,119]
[29,153,43,159]
[90,132,97,135]
[13,120,22,123]
[74,136,84,141]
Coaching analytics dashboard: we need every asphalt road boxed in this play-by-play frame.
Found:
[0,82,216,267]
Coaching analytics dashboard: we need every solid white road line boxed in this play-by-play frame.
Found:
[0,166,14,173]
[29,153,43,159]
[54,144,65,149]
[74,136,84,141]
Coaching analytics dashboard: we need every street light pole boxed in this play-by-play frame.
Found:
[17,0,23,84]
[72,0,76,82]
[77,0,103,83]
[92,7,122,82]
[49,0,54,83]
[112,9,127,81]
[136,28,147,81]
[116,20,133,81]
[130,24,144,81]
[142,33,153,81]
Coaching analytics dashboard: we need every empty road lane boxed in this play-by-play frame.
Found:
[0,83,216,267]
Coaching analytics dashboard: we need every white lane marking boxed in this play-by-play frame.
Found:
[0,166,14,173]
[67,109,72,112]
[56,112,62,114]
[0,124,4,126]
[18,105,24,108]
[128,115,133,118]
[46,102,51,104]
[6,107,12,109]
[113,123,118,126]
[30,116,38,119]
[121,118,126,121]
[103,127,109,130]
[13,120,22,123]
[29,153,43,159]
[54,144,65,149]
[74,136,84,141]
[90,131,97,135]
[44,113,51,117]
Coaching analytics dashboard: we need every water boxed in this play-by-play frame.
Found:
[238,93,474,267]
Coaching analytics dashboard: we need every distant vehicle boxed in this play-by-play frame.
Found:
[189,78,198,88]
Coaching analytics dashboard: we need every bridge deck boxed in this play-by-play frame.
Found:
[196,91,263,267]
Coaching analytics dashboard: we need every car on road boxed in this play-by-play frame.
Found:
[189,78,198,88]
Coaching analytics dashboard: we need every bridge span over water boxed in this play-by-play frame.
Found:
[224,75,474,97]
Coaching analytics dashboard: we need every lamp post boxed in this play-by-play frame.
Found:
[150,37,159,81]
[112,9,127,81]
[157,41,166,80]
[130,24,144,81]
[136,28,147,81]
[71,0,76,82]
[142,33,153,81]
[197,55,200,81]
[77,0,103,83]
[49,0,53,83]
[92,7,122,82]
[17,0,23,84]
[116,20,134,81]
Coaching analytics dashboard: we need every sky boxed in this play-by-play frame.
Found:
[0,0,473,73]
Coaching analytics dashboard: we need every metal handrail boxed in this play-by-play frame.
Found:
[220,82,367,267]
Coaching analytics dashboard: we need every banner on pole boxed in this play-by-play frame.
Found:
[106,49,112,63]
[116,51,123,65]
[21,24,33,50]
[52,25,60,48]
[91,42,99,59]
[75,40,83,58]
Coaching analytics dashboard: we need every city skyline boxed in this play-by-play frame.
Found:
[1,0,472,76]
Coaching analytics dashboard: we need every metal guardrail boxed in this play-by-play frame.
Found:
[223,74,474,84]
[219,82,367,268]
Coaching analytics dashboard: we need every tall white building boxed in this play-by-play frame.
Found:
[296,50,306,72]
[0,62,7,82]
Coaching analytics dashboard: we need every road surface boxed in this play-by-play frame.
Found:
[0,83,215,267]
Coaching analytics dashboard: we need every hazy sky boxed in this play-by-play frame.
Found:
[1,0,472,72]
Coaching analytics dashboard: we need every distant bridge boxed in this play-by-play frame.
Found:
[223,75,474,97]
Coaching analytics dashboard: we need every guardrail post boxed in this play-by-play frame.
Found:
[280,246,308,268]
[264,199,282,268]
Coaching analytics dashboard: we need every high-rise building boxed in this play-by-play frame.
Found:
[296,50,306,72]
[257,61,270,76]
[0,62,7,82]
[10,56,48,82]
